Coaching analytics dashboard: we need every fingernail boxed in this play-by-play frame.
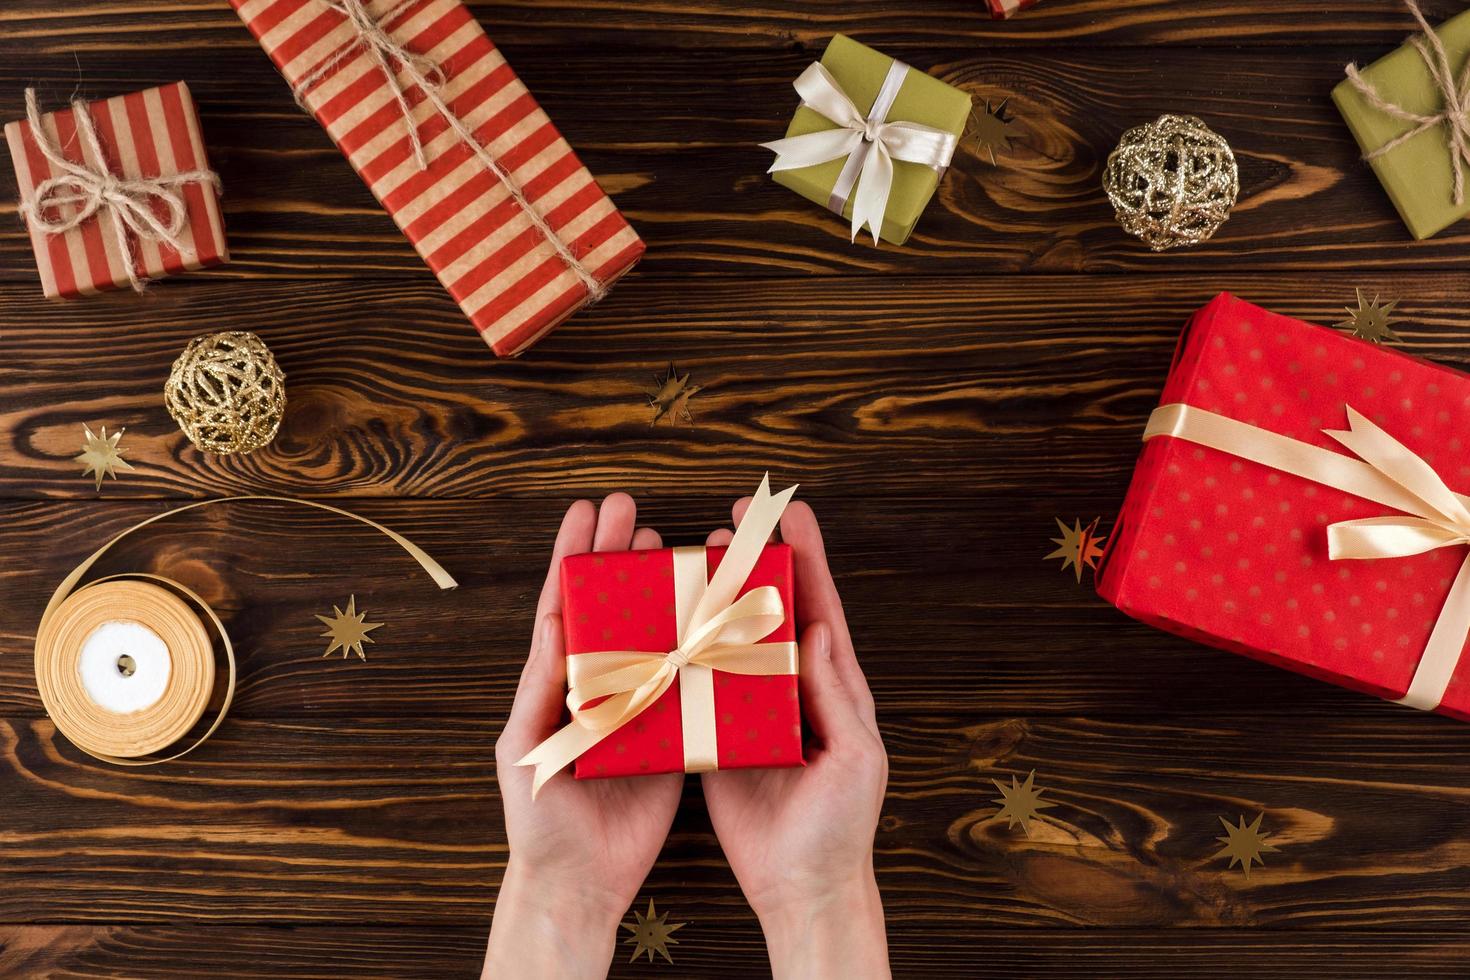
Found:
[811,622,830,659]
[538,615,555,654]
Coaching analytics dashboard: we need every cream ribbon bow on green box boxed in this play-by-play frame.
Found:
[763,59,960,244]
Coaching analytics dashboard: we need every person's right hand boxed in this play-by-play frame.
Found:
[700,498,891,979]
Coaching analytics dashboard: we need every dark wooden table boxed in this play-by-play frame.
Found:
[4,1,1470,976]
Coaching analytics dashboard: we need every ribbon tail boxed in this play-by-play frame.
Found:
[1328,516,1468,560]
[687,475,796,631]
[1399,551,1470,711]
[762,128,862,173]
[514,721,608,799]
[849,143,893,245]
[1326,407,1470,527]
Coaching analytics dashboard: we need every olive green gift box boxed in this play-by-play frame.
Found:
[1331,8,1470,240]
[770,34,971,246]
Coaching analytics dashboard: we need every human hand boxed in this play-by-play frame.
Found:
[701,499,891,979]
[484,494,684,980]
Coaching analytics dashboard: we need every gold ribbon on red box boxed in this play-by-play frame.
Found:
[517,477,801,798]
[1147,403,1470,711]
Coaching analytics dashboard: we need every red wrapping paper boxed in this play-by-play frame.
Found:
[561,544,803,779]
[5,83,228,298]
[1098,292,1470,719]
[229,0,644,357]
[987,0,1041,19]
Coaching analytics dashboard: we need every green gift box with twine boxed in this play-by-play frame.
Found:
[764,35,971,246]
[1332,4,1470,240]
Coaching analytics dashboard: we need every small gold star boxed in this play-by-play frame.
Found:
[75,424,135,490]
[1336,287,1400,344]
[316,595,383,661]
[1045,517,1106,582]
[621,899,685,965]
[969,97,1017,166]
[1214,813,1279,878]
[991,770,1057,838]
[645,364,702,426]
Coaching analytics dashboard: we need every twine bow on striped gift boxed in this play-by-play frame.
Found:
[18,88,221,293]
[1344,0,1470,206]
[294,0,607,303]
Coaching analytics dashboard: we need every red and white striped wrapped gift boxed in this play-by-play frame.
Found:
[229,0,645,357]
[987,0,1041,18]
[5,83,228,299]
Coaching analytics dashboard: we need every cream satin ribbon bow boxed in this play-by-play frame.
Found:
[1146,403,1470,711]
[762,61,958,244]
[517,476,799,798]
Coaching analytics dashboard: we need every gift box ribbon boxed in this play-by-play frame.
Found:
[762,60,958,244]
[1343,0,1470,206]
[1146,402,1470,711]
[17,88,221,293]
[517,476,800,797]
[293,0,607,303]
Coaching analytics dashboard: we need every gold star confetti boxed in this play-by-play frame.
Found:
[991,770,1057,838]
[1336,287,1400,344]
[316,595,383,661]
[621,899,685,965]
[1214,814,1279,878]
[75,424,135,491]
[1046,517,1106,582]
[645,363,702,426]
[968,97,1017,166]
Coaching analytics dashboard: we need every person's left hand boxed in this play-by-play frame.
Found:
[485,494,683,979]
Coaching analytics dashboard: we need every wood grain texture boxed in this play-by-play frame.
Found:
[8,274,1470,499]
[7,927,1470,979]
[4,44,1470,280]
[0,0,1465,48]
[5,0,1470,976]
[6,710,1470,928]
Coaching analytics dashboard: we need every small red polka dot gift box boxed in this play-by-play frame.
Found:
[516,478,803,794]
[1098,292,1470,720]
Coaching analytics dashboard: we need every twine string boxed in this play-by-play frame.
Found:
[19,88,221,292]
[294,0,607,303]
[1344,0,1470,205]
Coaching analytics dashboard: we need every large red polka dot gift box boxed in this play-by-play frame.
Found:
[516,479,803,795]
[1098,293,1470,720]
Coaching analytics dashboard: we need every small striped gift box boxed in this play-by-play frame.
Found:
[5,83,229,299]
[987,0,1041,18]
[229,0,645,358]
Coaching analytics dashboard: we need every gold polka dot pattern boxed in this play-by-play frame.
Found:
[561,544,803,778]
[1099,293,1470,717]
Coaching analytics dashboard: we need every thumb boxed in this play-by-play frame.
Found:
[498,614,568,762]
[797,621,863,744]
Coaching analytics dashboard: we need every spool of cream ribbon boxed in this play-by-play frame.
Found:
[34,496,456,765]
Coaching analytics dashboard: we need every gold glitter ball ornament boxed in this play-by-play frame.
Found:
[1103,114,1239,251]
[165,331,286,454]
